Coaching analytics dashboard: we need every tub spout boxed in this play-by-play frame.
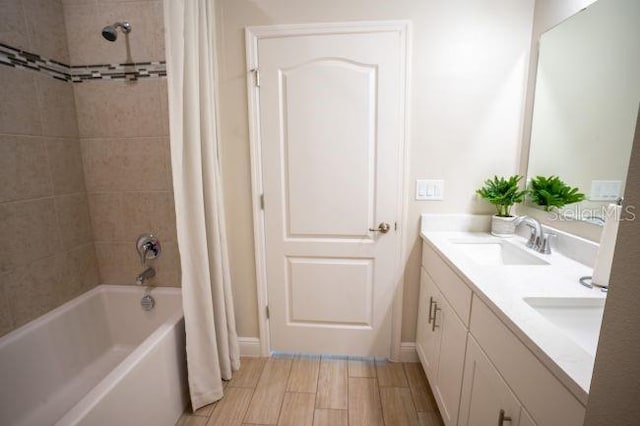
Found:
[136,267,155,285]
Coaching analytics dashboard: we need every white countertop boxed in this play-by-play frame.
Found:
[420,225,605,405]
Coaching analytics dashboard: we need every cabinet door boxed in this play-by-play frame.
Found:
[459,336,525,426]
[432,292,467,426]
[417,270,441,381]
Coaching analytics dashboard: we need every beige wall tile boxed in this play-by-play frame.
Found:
[64,1,164,65]
[227,357,266,389]
[379,387,419,426]
[348,377,383,426]
[0,272,15,336]
[46,138,86,194]
[0,0,30,50]
[244,358,292,424]
[74,79,169,138]
[74,80,168,138]
[36,76,79,137]
[55,193,93,250]
[208,387,254,426]
[315,358,347,410]
[0,68,42,135]
[81,138,170,192]
[120,191,176,242]
[376,360,408,387]
[59,242,99,301]
[95,241,179,286]
[6,255,65,328]
[22,0,70,62]
[0,136,52,203]
[278,392,315,426]
[313,409,348,426]
[0,198,61,273]
[87,192,122,241]
[287,355,320,393]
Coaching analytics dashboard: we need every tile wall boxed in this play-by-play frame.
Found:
[63,0,180,287]
[0,0,98,336]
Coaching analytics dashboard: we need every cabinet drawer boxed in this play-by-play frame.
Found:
[422,242,472,326]
[470,296,585,426]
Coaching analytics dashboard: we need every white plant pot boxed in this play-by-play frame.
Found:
[491,215,516,237]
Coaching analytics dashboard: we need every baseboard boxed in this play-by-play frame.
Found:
[238,337,262,357]
[398,341,419,362]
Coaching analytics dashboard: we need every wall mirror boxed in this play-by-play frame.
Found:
[526,0,640,225]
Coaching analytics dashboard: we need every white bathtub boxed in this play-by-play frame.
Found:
[0,285,187,426]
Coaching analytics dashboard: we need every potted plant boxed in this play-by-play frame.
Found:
[529,176,585,212]
[476,175,528,236]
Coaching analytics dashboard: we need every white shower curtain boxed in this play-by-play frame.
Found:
[163,0,240,411]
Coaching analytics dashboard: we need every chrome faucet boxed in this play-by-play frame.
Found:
[512,216,555,254]
[136,267,156,286]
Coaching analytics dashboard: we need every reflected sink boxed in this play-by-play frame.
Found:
[452,241,550,266]
[524,297,605,355]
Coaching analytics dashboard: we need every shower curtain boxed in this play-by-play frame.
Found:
[163,0,240,411]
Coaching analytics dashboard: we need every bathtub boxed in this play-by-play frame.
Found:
[0,285,187,426]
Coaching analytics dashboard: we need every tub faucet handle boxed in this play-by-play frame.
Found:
[136,234,161,266]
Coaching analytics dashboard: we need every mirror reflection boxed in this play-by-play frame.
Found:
[527,0,640,224]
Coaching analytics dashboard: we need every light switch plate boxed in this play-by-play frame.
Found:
[416,179,444,200]
[590,180,622,201]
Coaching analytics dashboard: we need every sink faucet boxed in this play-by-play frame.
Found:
[136,267,156,285]
[512,216,554,254]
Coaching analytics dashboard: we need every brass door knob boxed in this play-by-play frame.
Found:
[369,223,391,233]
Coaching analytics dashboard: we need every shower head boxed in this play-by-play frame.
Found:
[101,21,131,42]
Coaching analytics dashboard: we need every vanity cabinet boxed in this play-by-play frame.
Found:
[459,336,536,426]
[417,241,585,426]
[417,245,470,426]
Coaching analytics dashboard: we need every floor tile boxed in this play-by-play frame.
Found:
[312,409,348,426]
[380,387,419,426]
[348,358,376,378]
[419,411,445,426]
[243,358,292,424]
[207,387,254,426]
[278,392,315,426]
[348,377,383,426]
[404,362,437,412]
[176,413,208,426]
[315,357,348,409]
[376,360,408,387]
[287,355,320,393]
[228,357,267,389]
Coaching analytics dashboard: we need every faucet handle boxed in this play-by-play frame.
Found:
[541,233,557,254]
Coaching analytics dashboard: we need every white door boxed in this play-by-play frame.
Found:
[250,23,407,356]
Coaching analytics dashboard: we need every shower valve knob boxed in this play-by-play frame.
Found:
[136,234,161,265]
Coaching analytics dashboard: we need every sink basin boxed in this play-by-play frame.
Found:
[452,241,549,266]
[524,297,605,355]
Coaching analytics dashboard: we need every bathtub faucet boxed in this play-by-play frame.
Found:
[136,267,156,286]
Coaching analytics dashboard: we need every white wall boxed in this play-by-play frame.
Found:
[215,0,535,340]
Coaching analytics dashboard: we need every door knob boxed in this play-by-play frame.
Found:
[369,223,391,233]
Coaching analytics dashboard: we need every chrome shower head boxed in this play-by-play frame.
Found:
[101,21,131,42]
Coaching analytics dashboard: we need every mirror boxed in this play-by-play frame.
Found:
[527,0,640,224]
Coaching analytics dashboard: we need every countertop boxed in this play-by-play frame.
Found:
[420,228,605,405]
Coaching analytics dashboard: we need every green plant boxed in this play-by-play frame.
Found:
[476,175,527,217]
[528,176,586,211]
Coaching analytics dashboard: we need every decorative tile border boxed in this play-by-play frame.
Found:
[0,42,166,83]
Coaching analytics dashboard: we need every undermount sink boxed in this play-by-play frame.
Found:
[524,297,605,355]
[452,241,550,266]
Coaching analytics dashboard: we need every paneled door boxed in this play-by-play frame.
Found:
[248,23,408,356]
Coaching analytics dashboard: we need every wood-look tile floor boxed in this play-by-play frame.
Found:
[176,356,444,426]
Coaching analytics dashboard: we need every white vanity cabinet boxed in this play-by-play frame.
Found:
[459,336,536,426]
[417,245,471,426]
[417,241,586,426]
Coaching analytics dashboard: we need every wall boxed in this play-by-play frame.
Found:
[63,0,180,287]
[584,104,640,424]
[0,0,98,336]
[215,0,535,339]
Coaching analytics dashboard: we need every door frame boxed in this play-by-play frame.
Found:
[245,21,412,358]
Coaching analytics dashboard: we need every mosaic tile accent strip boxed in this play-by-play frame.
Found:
[0,43,166,82]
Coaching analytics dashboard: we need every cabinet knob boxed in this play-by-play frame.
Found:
[498,409,512,426]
